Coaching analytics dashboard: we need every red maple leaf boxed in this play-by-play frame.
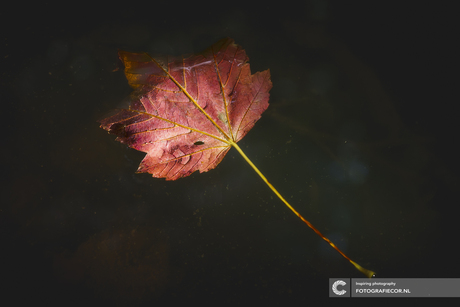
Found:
[99,38,375,278]
[99,38,271,180]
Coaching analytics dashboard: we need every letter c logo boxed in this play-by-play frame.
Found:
[332,280,347,295]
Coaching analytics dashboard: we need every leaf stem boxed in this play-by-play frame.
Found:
[231,141,375,278]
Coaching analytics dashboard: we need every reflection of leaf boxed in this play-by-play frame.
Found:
[100,38,374,278]
[100,38,271,180]
[54,226,171,303]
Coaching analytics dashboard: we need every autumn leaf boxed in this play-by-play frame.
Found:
[99,38,375,278]
[99,38,271,180]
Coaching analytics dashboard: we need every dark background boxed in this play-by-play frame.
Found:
[1,1,458,305]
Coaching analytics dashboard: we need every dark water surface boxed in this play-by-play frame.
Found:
[2,2,457,305]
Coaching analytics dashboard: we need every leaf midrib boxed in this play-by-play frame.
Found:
[144,52,234,146]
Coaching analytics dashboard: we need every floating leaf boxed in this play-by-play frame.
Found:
[100,38,375,278]
[100,38,270,180]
